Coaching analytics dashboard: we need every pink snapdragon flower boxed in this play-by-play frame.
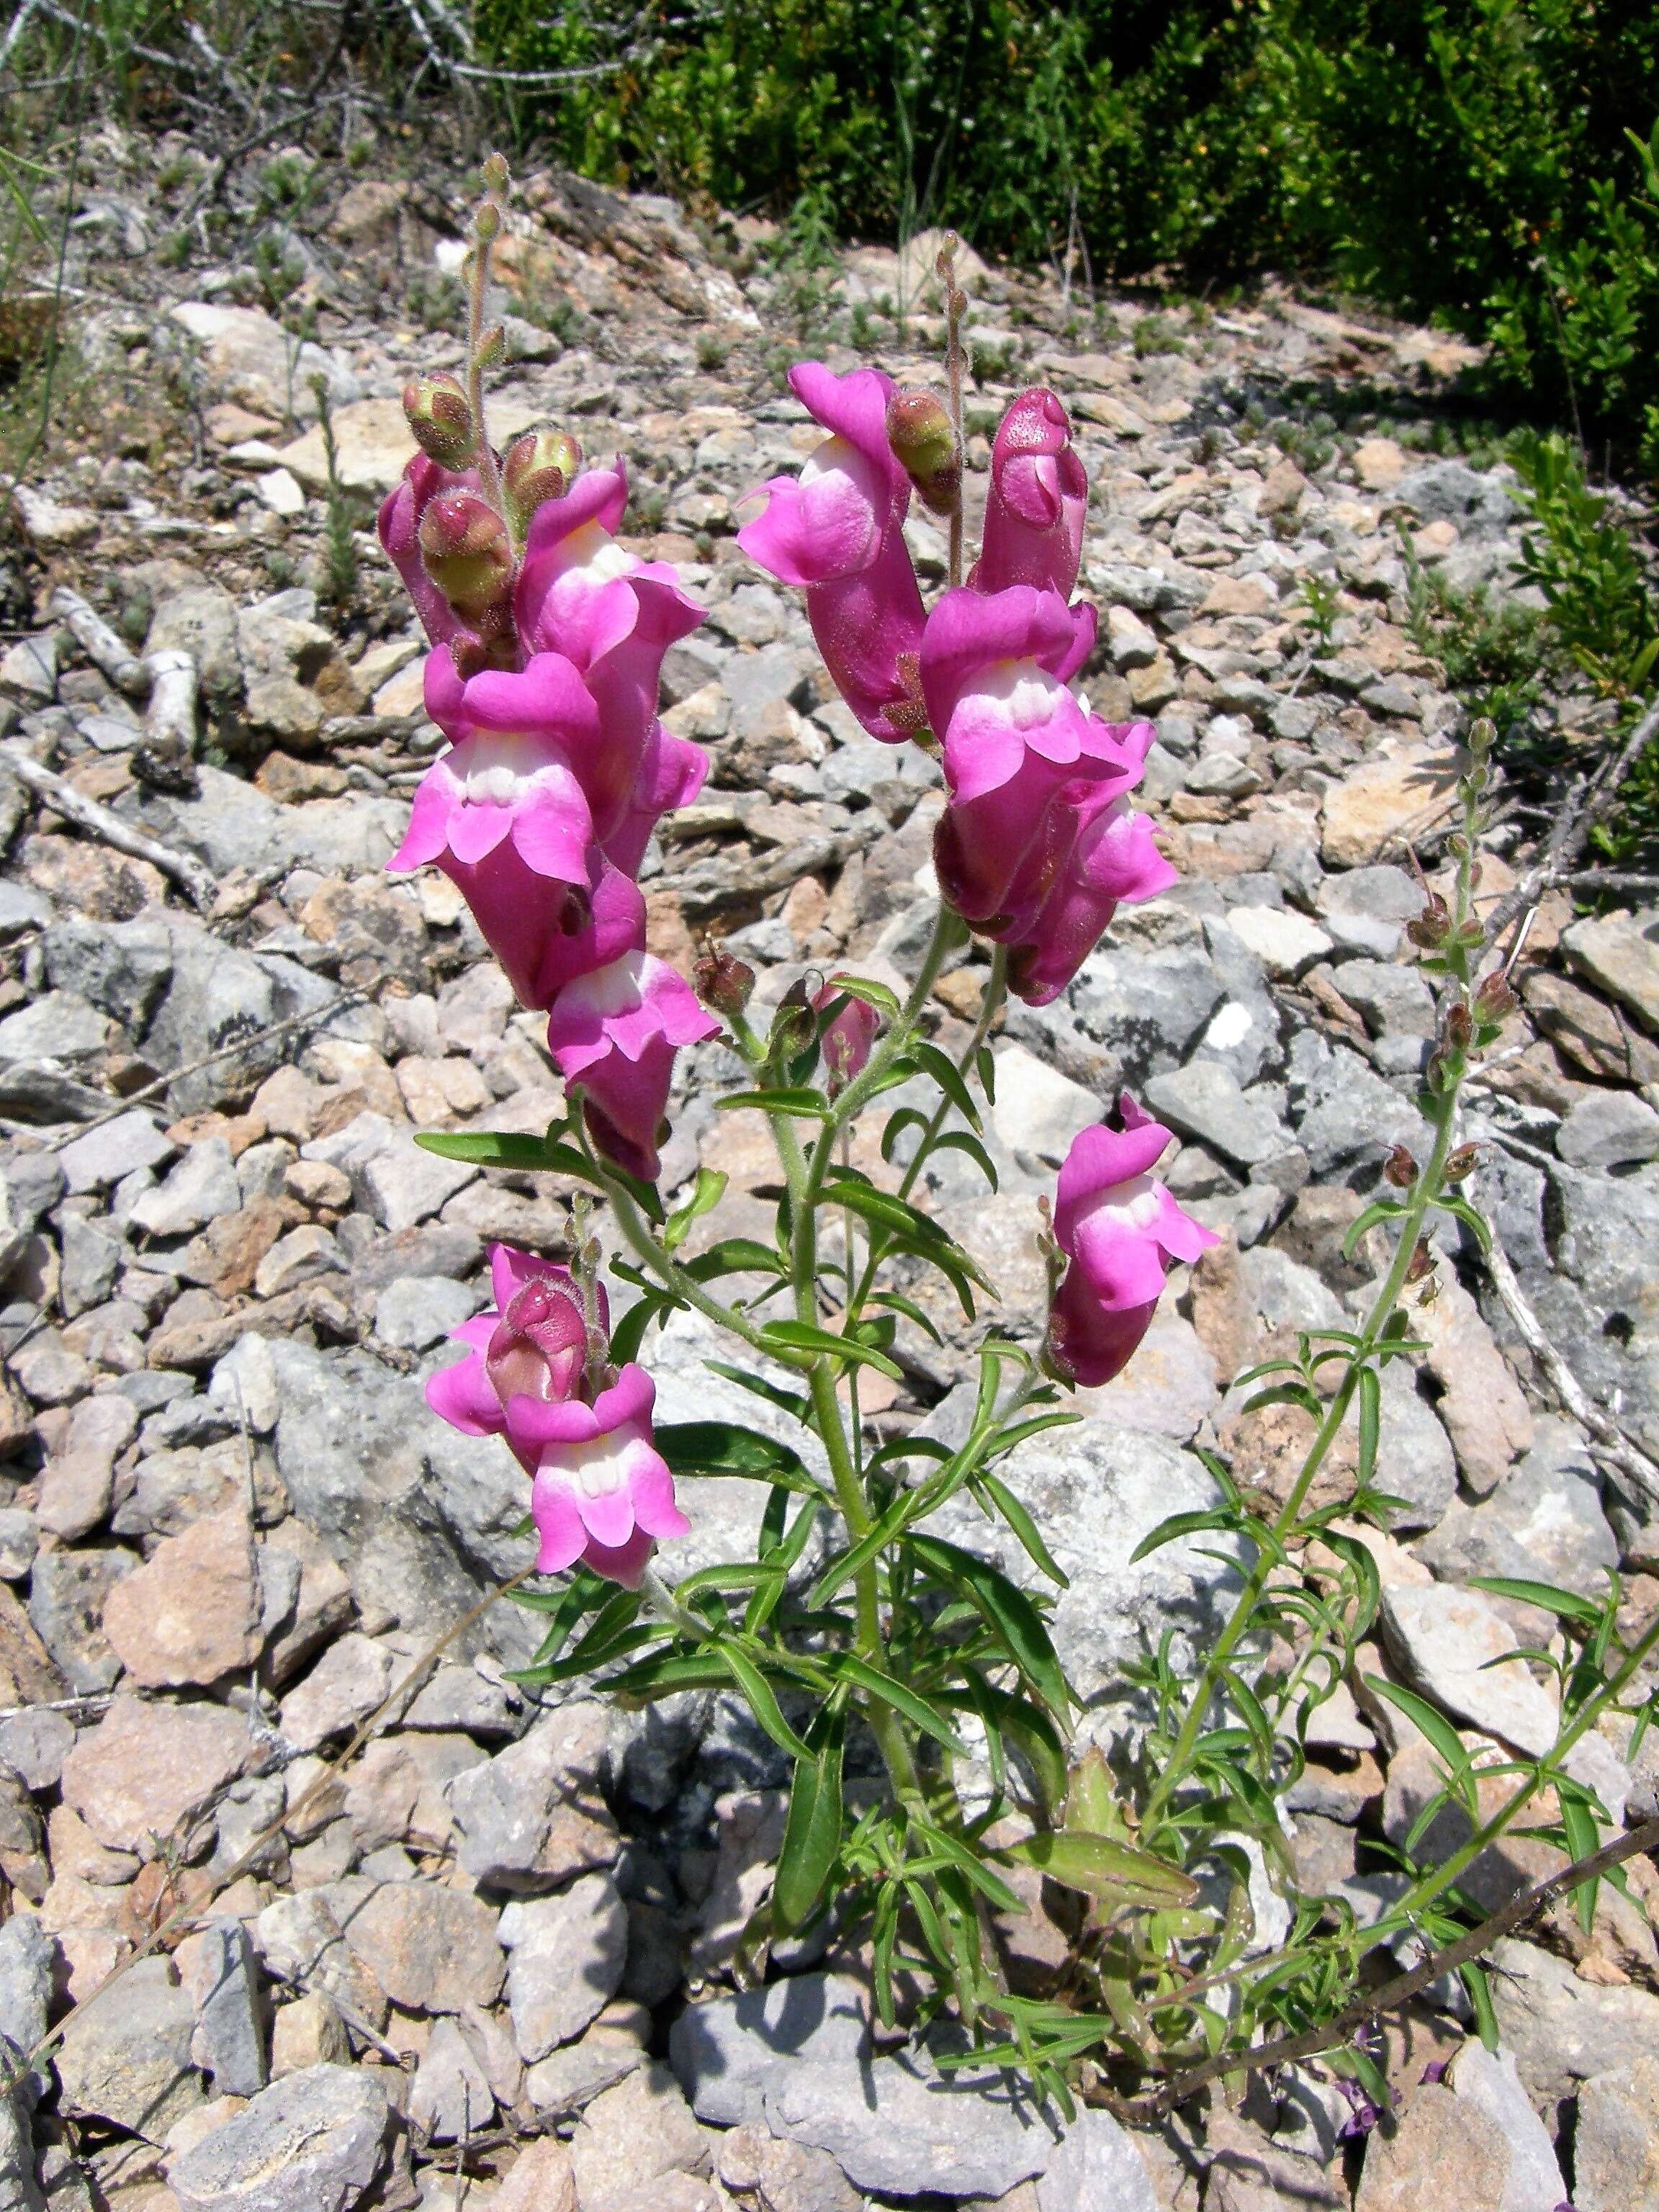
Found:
[1046,1100,1218,1387]
[971,388,1088,601]
[737,363,927,742]
[920,585,1097,922]
[392,653,602,891]
[811,979,881,1091]
[426,1245,688,1588]
[515,462,706,836]
[545,951,720,1181]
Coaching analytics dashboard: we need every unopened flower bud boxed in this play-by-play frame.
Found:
[1443,1143,1480,1182]
[418,492,514,623]
[886,387,961,516]
[403,372,476,469]
[503,428,582,534]
[812,979,880,1092]
[1467,716,1495,757]
[1444,1002,1473,1051]
[476,322,505,369]
[1473,970,1518,1024]
[475,200,502,245]
[1384,1145,1417,1189]
[693,945,755,1020]
[1406,893,1452,950]
[482,150,511,194]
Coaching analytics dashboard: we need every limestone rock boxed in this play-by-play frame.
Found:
[1576,2051,1659,2212]
[57,1954,203,2141]
[444,1701,619,1890]
[499,1874,629,2062]
[60,1694,248,1856]
[102,1506,262,1687]
[168,2062,389,2212]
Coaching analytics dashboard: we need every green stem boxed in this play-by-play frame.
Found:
[598,1164,777,1359]
[1146,1087,1462,1832]
[1384,1606,1659,1938]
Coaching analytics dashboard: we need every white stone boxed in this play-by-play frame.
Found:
[1221,904,1334,979]
[989,1042,1102,1165]
[128,1137,242,1238]
[256,467,306,517]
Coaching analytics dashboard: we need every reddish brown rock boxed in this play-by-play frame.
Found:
[102,1506,263,1688]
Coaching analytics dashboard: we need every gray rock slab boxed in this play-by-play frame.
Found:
[922,1424,1241,1699]
[444,1701,618,1890]
[762,2039,1061,2200]
[1575,2051,1659,2212]
[1557,1087,1659,1170]
[1489,1936,1659,2103]
[1446,2041,1563,2212]
[1145,1060,1290,1167]
[56,1954,202,2141]
[1379,1582,1560,1754]
[168,2062,390,2212]
[670,1974,872,2127]
[1037,2105,1159,2211]
[498,1873,628,2062]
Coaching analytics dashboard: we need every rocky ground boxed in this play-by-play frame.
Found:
[0,117,1658,2212]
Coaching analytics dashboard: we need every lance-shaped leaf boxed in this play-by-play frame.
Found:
[909,1534,1071,1720]
[655,1421,824,1496]
[1003,1829,1198,1910]
[773,1707,845,1938]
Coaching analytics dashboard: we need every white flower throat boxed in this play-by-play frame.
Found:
[557,1433,630,1498]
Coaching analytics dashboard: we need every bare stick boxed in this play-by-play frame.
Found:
[49,585,148,698]
[0,742,215,909]
[143,648,199,756]
[1110,1809,1659,2121]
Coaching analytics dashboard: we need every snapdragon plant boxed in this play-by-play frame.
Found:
[377,160,1658,2115]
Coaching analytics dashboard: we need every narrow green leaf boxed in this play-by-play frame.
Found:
[1007,1828,1199,1910]
[608,1294,673,1367]
[823,974,900,1019]
[719,1087,830,1118]
[717,1640,811,1759]
[930,1128,1000,1191]
[909,1533,1071,1719]
[663,1166,728,1254]
[909,1038,983,1130]
[827,1651,970,1755]
[1129,1509,1242,1565]
[760,1318,904,1379]
[1434,1190,1493,1253]
[970,1469,1069,1587]
[703,1360,811,1424]
[1467,1575,1603,1626]
[1462,1959,1499,2050]
[881,1106,931,1165]
[414,1128,559,1168]
[1342,1198,1409,1258]
[655,1420,822,1494]
[1357,1364,1380,1489]
[683,1236,787,1282]
[773,1708,846,1938]
[1365,1676,1477,1809]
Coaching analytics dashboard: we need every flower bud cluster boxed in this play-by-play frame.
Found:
[378,432,716,1182]
[739,364,1170,1005]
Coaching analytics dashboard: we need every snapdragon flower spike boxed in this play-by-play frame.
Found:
[425,1246,686,1588]
[921,585,1099,922]
[545,950,720,1182]
[1046,1099,1218,1387]
[972,387,1088,600]
[737,362,927,742]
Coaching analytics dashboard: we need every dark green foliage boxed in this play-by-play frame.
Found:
[479,0,1659,459]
